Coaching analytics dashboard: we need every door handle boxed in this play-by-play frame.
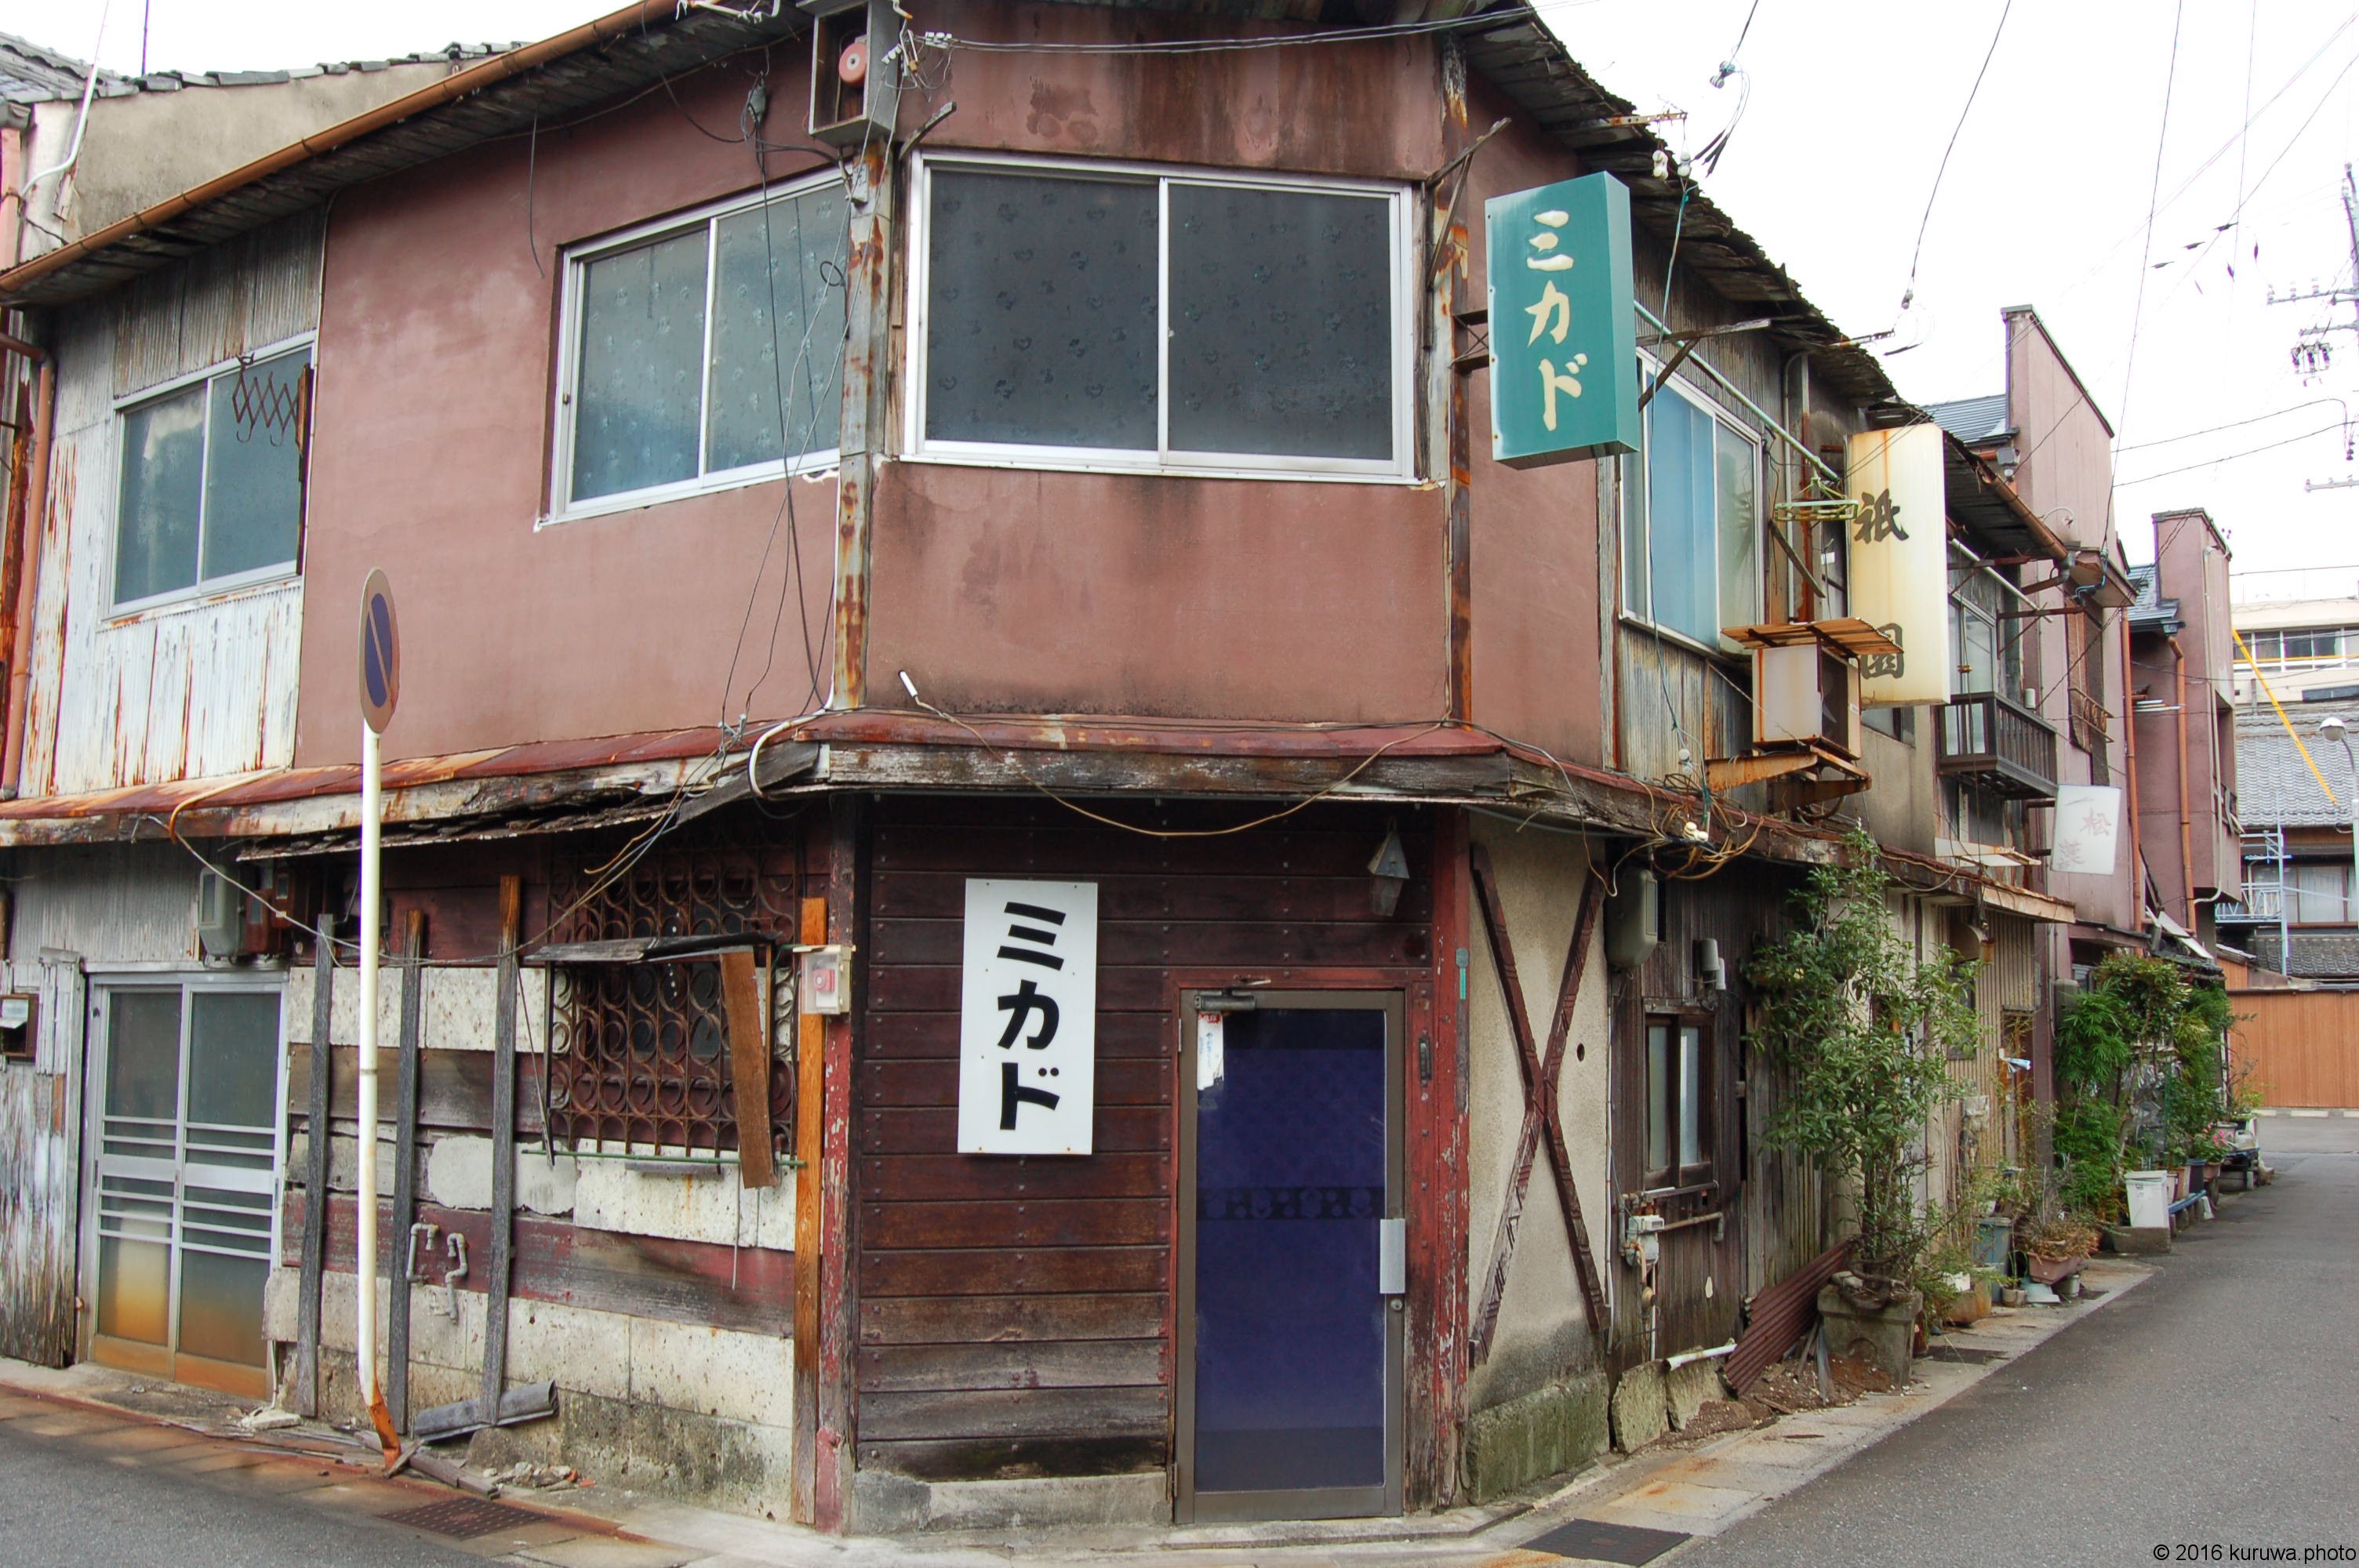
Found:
[1378,1218,1406,1295]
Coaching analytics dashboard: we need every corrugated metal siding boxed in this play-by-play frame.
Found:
[0,955,87,1365]
[24,219,318,798]
[111,214,324,397]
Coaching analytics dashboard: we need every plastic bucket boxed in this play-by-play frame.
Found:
[2125,1171,2172,1230]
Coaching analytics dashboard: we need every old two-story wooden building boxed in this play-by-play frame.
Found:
[0,0,2127,1536]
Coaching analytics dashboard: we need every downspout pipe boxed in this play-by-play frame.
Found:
[20,0,111,206]
[1,340,53,800]
[2169,632,2194,924]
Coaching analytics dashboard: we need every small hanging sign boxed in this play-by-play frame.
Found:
[957,879,1098,1155]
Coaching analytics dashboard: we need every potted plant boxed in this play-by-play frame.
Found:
[2019,1211,2099,1286]
[1747,836,1979,1386]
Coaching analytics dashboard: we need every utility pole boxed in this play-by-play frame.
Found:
[2266,165,2359,483]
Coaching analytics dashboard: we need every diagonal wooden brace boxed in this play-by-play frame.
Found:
[1467,844,1608,1365]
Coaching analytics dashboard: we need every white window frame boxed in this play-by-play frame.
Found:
[547,172,849,528]
[1618,355,1765,658]
[110,332,314,618]
[903,150,1418,485]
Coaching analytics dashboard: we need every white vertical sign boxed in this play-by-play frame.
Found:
[2052,784,2124,875]
[957,879,1098,1155]
[1845,425,1952,707]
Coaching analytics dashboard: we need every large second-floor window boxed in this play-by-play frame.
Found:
[114,343,311,611]
[908,154,1414,480]
[554,175,846,517]
[1620,375,1761,651]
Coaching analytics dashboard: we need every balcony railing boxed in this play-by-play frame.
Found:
[1936,691,2059,800]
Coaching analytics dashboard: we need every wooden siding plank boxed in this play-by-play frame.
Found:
[857,1293,1165,1346]
[857,1058,1169,1109]
[860,1246,1166,1298]
[860,1105,1169,1155]
[858,1386,1165,1442]
[864,1007,1168,1059]
[871,916,1431,969]
[860,1152,1171,1201]
[860,1199,1168,1250]
[857,1340,1165,1393]
[291,921,335,1417]
[286,1044,546,1136]
[854,1436,1166,1483]
[286,1192,791,1336]
[874,869,1427,924]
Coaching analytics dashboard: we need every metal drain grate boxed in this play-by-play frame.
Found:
[1521,1517,1692,1564]
[378,1496,543,1539]
[1922,1345,2005,1365]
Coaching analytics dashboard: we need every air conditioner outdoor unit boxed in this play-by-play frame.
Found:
[1753,639,1862,760]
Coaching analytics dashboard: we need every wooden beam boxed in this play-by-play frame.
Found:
[722,948,773,1189]
[386,909,427,1429]
[791,892,826,1524]
[479,876,522,1427]
[814,795,864,1531]
[291,916,335,1417]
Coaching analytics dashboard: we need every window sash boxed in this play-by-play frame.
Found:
[552,175,847,521]
[1622,368,1763,651]
[112,339,311,614]
[1644,1014,1710,1187]
[905,151,1415,481]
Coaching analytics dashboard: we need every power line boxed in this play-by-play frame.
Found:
[2114,396,2351,453]
[1895,0,2012,316]
[2119,0,2187,443]
[2117,420,2349,488]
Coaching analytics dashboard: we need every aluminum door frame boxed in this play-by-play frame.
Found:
[78,974,288,1396]
[1174,988,1405,1524]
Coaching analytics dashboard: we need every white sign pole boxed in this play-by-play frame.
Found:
[354,719,383,1424]
[353,568,398,1451]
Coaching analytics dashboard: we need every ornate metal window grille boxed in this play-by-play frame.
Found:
[545,840,800,1155]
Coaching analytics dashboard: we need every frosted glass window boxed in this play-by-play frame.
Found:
[1645,1022,1672,1178]
[115,387,205,604]
[115,347,308,608]
[187,992,279,1129]
[1167,183,1393,459]
[105,991,183,1125]
[923,169,1158,450]
[564,176,848,509]
[709,187,846,472]
[1643,390,1717,644]
[917,158,1408,473]
[1677,1025,1704,1170]
[1623,377,1761,650]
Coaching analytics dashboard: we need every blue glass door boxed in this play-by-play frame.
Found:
[1183,997,1401,1520]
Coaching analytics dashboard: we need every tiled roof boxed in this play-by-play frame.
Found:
[1925,393,2012,445]
[0,28,517,106]
[2127,563,2179,633]
[2242,928,2359,981]
[2236,713,2354,828]
[0,31,123,104]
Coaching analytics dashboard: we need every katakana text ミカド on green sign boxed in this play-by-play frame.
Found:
[1485,172,1638,467]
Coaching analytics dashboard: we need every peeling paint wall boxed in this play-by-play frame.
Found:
[0,844,204,1364]
[1463,818,1611,1415]
[22,216,320,797]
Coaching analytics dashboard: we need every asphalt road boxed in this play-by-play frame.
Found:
[1672,1115,2359,1568]
[0,1417,488,1568]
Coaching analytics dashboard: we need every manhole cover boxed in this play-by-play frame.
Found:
[379,1496,543,1539]
[1521,1517,1692,1565]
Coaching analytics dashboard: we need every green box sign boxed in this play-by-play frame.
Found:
[1486,172,1638,467]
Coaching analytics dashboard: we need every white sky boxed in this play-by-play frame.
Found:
[7,0,2357,601]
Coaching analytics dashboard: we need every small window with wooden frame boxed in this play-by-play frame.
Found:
[1643,1014,1711,1191]
[540,837,800,1167]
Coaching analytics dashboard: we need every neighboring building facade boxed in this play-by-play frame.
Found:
[0,0,2212,1539]
[2127,508,2239,951]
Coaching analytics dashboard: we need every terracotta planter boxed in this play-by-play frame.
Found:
[2025,1252,2086,1286]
